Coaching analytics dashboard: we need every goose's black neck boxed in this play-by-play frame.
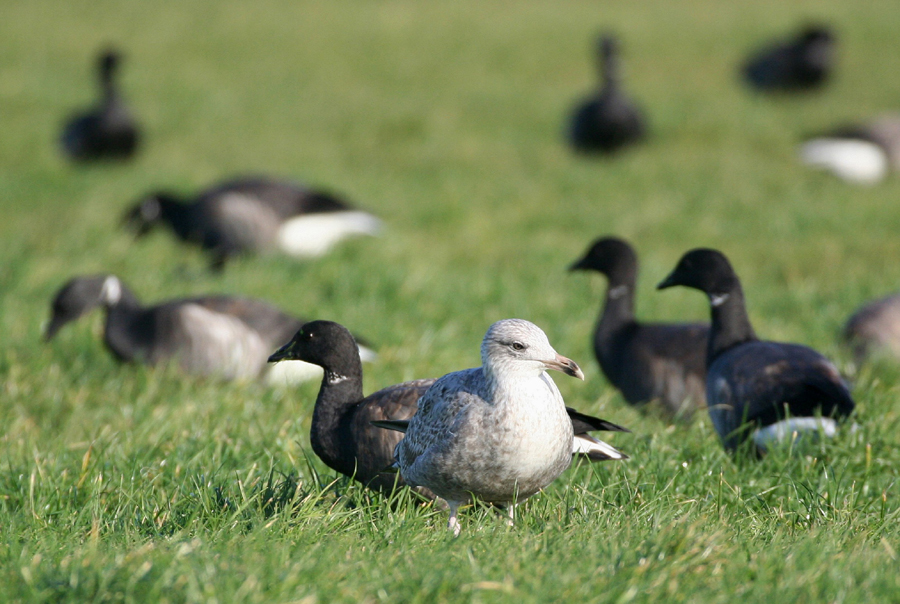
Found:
[599,42,620,90]
[102,283,147,362]
[598,270,636,335]
[157,197,200,240]
[309,361,365,474]
[707,283,758,363]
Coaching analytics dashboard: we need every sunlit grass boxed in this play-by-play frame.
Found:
[2,0,900,601]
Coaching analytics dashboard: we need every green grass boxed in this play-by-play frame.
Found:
[3,0,900,601]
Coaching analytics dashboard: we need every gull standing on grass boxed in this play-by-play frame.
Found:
[391,319,627,536]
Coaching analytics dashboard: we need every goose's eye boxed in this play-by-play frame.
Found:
[511,341,526,352]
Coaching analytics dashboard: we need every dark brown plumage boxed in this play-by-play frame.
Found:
[742,25,835,92]
[570,237,708,417]
[267,321,435,496]
[60,50,140,161]
[123,176,381,269]
[44,275,372,384]
[568,35,646,154]
[658,249,855,452]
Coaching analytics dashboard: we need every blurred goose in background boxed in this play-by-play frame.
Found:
[44,275,374,384]
[60,49,140,161]
[800,114,900,184]
[268,321,629,498]
[381,319,628,535]
[124,176,383,269]
[568,34,646,154]
[742,24,835,92]
[843,292,900,366]
[570,237,708,417]
[658,249,855,453]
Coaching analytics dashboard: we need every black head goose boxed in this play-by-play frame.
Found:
[60,49,140,161]
[570,237,708,417]
[657,249,855,452]
[123,176,382,269]
[800,114,900,184]
[268,321,629,500]
[742,25,835,92]
[843,292,900,366]
[44,275,374,383]
[372,319,627,535]
[568,34,646,154]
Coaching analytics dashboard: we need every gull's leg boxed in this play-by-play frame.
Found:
[447,500,461,537]
[506,503,516,527]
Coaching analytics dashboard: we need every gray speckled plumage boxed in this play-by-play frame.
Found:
[395,319,620,535]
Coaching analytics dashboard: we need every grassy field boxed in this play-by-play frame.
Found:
[3,0,900,601]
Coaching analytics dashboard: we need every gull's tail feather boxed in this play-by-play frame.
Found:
[573,434,628,461]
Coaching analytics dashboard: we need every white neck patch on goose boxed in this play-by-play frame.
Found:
[326,371,349,385]
[100,276,122,305]
[709,293,730,307]
[608,285,629,299]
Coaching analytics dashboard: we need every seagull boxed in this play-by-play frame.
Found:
[268,321,629,498]
[386,319,627,535]
[657,249,855,452]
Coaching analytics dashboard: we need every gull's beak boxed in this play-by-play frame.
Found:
[267,340,294,363]
[545,353,585,380]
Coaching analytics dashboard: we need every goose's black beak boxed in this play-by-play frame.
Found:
[267,340,294,363]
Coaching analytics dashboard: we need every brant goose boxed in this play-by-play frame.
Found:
[268,321,628,499]
[124,176,382,269]
[800,114,900,184]
[570,237,708,417]
[568,34,646,154]
[658,249,854,452]
[44,275,373,383]
[742,25,835,92]
[843,292,900,366]
[386,319,627,535]
[60,49,140,161]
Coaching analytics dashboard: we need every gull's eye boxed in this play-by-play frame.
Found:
[510,341,526,352]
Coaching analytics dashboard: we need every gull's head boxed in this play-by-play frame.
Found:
[481,319,584,380]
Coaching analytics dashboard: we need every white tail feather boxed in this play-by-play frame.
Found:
[799,138,887,185]
[752,417,839,450]
[572,434,626,460]
[277,211,383,257]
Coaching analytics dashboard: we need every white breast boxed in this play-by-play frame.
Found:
[493,372,573,479]
[277,211,382,257]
